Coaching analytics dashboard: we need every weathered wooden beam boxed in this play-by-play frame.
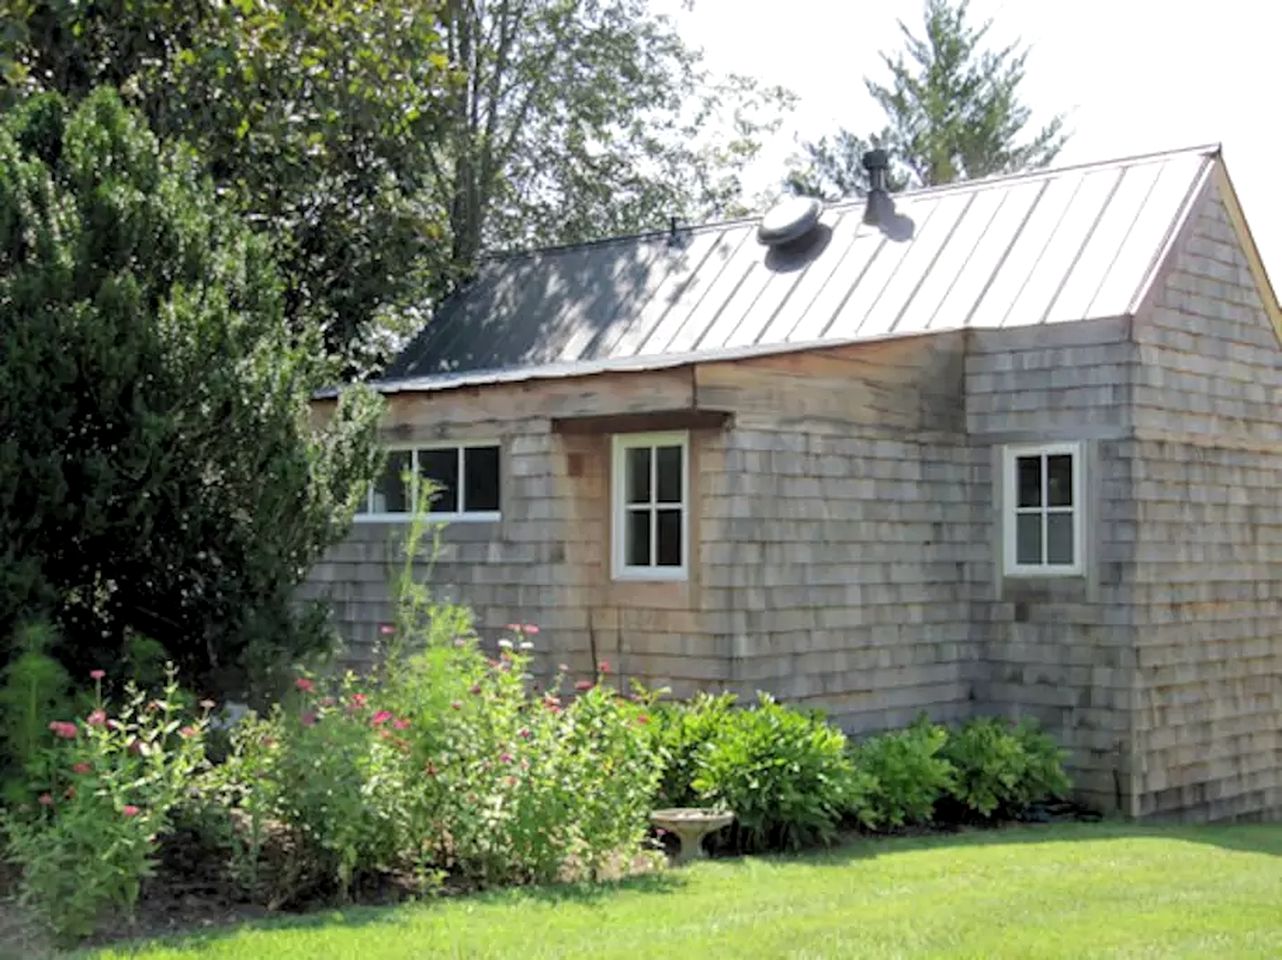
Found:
[550,408,733,435]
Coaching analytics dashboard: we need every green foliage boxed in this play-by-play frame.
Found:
[854,717,955,828]
[787,0,1066,198]
[2,668,211,942]
[942,717,1070,819]
[689,694,859,852]
[0,89,382,695]
[0,621,72,795]
[647,691,738,808]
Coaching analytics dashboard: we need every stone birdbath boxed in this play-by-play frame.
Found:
[650,808,735,865]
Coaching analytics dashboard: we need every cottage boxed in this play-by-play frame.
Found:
[307,144,1282,821]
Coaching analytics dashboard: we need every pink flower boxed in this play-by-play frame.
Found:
[48,721,77,740]
[38,793,53,807]
[469,684,482,695]
[450,701,462,711]
[522,624,540,635]
[121,805,140,818]
[179,726,198,739]
[504,623,520,633]
[393,717,411,731]
[574,680,593,692]
[598,660,610,674]
[86,709,107,728]
[295,677,315,693]
[371,710,393,727]
[348,693,368,710]
[518,727,531,740]
[300,712,317,727]
[499,752,513,764]
[89,669,105,681]
[636,714,650,725]
[379,623,396,636]
[71,762,92,775]
[547,703,563,715]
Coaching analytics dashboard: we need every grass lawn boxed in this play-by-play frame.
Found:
[87,822,1282,960]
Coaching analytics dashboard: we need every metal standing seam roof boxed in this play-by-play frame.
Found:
[378,145,1221,393]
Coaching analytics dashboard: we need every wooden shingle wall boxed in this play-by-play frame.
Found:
[1126,184,1282,821]
[965,319,1141,813]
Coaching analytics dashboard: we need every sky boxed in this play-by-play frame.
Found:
[653,0,1282,275]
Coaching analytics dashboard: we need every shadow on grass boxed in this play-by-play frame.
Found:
[88,869,688,958]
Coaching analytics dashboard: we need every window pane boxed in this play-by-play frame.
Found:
[417,448,459,513]
[372,450,412,513]
[626,509,651,566]
[463,446,500,512]
[1015,513,1041,565]
[1016,456,1042,508]
[1047,454,1073,507]
[656,445,683,504]
[1047,512,1074,564]
[656,509,682,566]
[625,447,651,504]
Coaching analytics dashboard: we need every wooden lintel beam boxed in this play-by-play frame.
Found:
[550,408,733,435]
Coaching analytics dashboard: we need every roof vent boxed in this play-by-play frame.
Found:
[863,149,890,225]
[757,195,823,247]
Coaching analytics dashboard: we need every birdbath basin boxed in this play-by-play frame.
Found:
[650,808,734,865]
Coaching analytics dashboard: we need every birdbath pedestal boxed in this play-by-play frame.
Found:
[650,808,734,865]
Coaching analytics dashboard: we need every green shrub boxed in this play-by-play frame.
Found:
[0,621,73,798]
[943,717,1070,819]
[647,691,738,807]
[853,717,954,828]
[2,668,210,942]
[690,694,860,852]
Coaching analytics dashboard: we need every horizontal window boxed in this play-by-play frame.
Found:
[356,442,500,521]
[1002,442,1082,576]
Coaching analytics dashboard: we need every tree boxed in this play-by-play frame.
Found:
[1,1,455,374]
[2,2,791,370]
[0,89,382,694]
[787,0,1066,199]
[432,0,794,269]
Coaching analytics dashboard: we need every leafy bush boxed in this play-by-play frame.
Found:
[0,621,73,798]
[853,717,954,828]
[647,691,737,808]
[2,669,210,941]
[942,717,1070,819]
[690,694,862,852]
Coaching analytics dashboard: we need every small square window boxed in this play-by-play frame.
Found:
[1003,443,1082,576]
[612,432,688,580]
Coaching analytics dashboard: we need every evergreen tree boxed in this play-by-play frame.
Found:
[787,0,1066,199]
[0,89,382,695]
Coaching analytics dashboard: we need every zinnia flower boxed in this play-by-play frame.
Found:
[86,709,107,728]
[38,793,53,807]
[72,762,92,775]
[300,712,317,727]
[89,669,105,681]
[522,624,540,635]
[597,660,610,674]
[179,726,198,739]
[498,638,513,649]
[636,714,650,725]
[348,693,368,710]
[518,640,534,651]
[379,623,396,636]
[294,677,315,693]
[499,752,513,764]
[469,684,482,695]
[121,805,140,818]
[371,710,393,726]
[48,721,77,740]
[450,701,462,711]
[518,727,531,740]
[574,680,593,692]
[393,718,411,731]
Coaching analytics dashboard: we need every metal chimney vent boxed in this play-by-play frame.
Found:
[863,149,891,225]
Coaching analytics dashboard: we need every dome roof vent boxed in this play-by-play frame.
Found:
[757,196,823,247]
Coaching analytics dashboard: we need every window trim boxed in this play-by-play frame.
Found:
[355,439,502,523]
[611,431,689,582]
[1002,441,1084,577]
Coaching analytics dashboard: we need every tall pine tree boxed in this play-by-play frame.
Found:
[787,0,1066,199]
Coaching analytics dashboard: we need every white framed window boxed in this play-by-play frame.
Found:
[355,441,501,522]
[1002,442,1083,576]
[612,431,688,581]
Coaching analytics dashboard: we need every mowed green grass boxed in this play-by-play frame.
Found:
[89,823,1282,960]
